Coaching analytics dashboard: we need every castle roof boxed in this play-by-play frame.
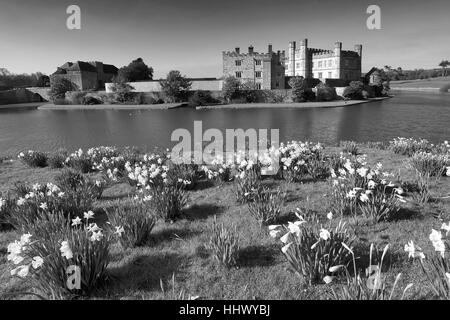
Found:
[52,61,118,75]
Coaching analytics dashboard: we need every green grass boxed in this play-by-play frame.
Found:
[0,147,449,300]
[390,76,450,89]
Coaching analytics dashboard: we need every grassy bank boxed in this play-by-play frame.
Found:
[390,76,450,92]
[1,140,449,300]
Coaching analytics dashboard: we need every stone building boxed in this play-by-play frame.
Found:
[285,39,362,82]
[50,61,118,90]
[222,45,286,89]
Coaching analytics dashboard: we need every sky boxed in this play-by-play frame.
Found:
[0,0,449,78]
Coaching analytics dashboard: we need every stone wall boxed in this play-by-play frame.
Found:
[105,79,224,93]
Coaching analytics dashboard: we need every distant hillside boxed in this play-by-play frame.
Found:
[390,76,450,92]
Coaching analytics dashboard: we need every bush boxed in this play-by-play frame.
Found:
[316,83,337,102]
[109,79,136,104]
[206,216,240,268]
[48,149,68,169]
[288,77,309,102]
[66,91,87,105]
[107,200,156,249]
[18,150,48,168]
[160,70,192,102]
[81,95,103,105]
[188,90,218,107]
[222,76,241,102]
[55,168,105,201]
[247,187,285,227]
[49,78,79,103]
[270,217,355,285]
[342,81,364,100]
[7,211,117,298]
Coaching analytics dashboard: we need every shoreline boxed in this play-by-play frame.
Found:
[196,96,391,110]
[37,103,185,110]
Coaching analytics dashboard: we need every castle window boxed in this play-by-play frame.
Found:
[235,60,242,66]
[255,60,261,66]
[255,71,262,78]
[328,72,332,78]
[276,82,279,87]
[236,72,242,78]
[328,60,332,67]
[318,61,323,68]
[318,72,323,79]
[256,83,262,90]
[296,63,300,68]
[345,60,350,67]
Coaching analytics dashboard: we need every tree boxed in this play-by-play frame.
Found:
[342,81,365,100]
[36,75,50,87]
[110,78,136,103]
[160,71,192,102]
[49,78,78,102]
[288,76,308,102]
[439,60,449,77]
[222,76,241,102]
[117,58,153,82]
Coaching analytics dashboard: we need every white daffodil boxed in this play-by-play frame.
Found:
[327,212,333,220]
[319,229,331,241]
[83,211,95,220]
[39,202,48,210]
[17,265,30,278]
[71,217,82,227]
[115,226,125,237]
[280,232,291,244]
[31,256,44,269]
[323,276,335,284]
[429,229,442,243]
[60,241,73,260]
[90,231,103,242]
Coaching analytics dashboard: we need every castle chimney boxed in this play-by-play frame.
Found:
[248,46,254,54]
[235,47,240,54]
[268,44,273,53]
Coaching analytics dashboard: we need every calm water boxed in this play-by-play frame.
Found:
[0,91,449,156]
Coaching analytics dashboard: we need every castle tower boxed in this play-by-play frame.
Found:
[334,42,342,79]
[354,44,362,77]
[298,38,308,77]
[288,41,296,76]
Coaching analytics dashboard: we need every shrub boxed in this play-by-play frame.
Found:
[188,90,218,107]
[159,70,192,102]
[222,76,241,102]
[327,244,412,300]
[288,77,308,102]
[18,150,48,168]
[316,83,337,102]
[341,141,359,155]
[6,211,118,298]
[247,187,285,227]
[107,200,156,249]
[48,149,68,169]
[55,168,105,201]
[65,91,87,104]
[206,216,240,268]
[270,216,355,285]
[49,78,79,102]
[109,79,136,104]
[81,95,103,105]
[342,81,364,100]
[306,150,331,180]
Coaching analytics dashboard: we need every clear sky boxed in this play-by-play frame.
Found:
[0,0,449,78]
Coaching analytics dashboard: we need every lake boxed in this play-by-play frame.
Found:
[0,91,449,156]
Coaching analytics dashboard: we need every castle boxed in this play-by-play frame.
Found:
[50,61,118,91]
[223,39,362,89]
